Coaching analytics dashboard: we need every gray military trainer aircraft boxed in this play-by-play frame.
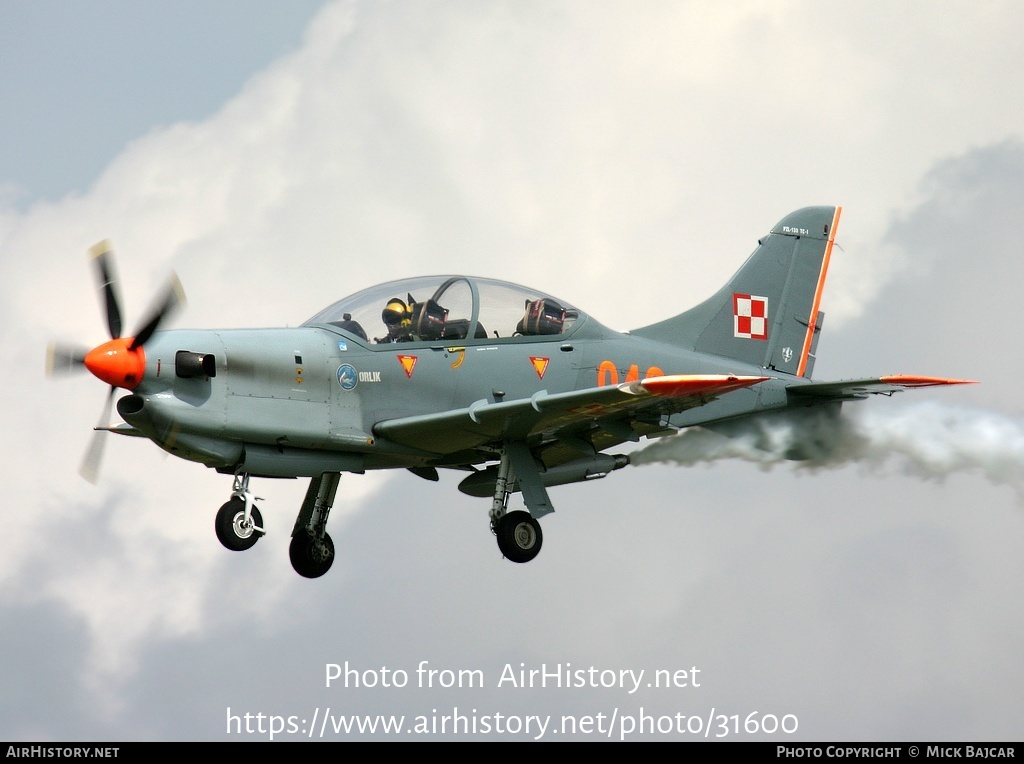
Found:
[48,206,971,577]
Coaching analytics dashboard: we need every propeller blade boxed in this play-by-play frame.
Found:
[79,386,116,484]
[46,341,90,376]
[129,273,185,350]
[90,240,123,339]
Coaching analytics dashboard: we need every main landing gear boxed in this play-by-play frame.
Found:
[289,472,340,579]
[489,444,547,563]
[215,473,265,551]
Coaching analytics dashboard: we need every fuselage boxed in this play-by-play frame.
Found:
[115,312,797,479]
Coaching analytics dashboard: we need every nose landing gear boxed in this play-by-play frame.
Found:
[215,473,265,551]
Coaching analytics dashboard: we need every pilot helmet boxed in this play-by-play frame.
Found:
[382,297,411,327]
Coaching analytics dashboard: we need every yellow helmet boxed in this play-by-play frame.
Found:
[382,298,410,327]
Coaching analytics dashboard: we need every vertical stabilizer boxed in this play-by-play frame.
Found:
[632,206,841,377]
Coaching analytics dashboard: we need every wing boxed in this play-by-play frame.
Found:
[788,374,976,400]
[373,374,768,455]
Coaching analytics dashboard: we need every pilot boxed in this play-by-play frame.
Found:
[376,297,413,342]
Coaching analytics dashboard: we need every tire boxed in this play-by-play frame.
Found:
[215,498,264,551]
[289,531,335,578]
[495,510,543,563]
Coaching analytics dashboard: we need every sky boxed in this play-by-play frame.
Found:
[2,0,1023,741]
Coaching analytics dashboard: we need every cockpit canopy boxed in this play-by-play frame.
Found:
[304,276,581,344]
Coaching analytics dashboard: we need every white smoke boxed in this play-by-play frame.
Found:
[632,402,1024,494]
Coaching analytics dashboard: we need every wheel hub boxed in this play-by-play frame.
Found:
[232,512,255,540]
[310,538,332,563]
[513,522,536,550]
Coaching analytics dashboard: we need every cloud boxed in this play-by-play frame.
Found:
[823,139,1024,405]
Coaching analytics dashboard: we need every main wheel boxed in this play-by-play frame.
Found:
[289,531,335,578]
[215,498,264,551]
[495,510,543,563]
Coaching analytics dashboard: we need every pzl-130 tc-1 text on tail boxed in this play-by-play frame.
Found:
[48,206,973,577]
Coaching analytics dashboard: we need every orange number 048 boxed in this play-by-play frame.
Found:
[597,361,665,386]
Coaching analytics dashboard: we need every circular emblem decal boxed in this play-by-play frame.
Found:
[337,364,358,390]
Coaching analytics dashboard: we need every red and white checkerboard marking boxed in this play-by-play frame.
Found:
[733,293,768,340]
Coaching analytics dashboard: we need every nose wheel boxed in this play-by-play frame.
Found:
[215,497,265,551]
[215,473,265,551]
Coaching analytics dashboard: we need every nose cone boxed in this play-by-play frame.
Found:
[83,338,146,389]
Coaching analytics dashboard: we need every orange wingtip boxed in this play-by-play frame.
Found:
[639,374,769,398]
[878,375,978,387]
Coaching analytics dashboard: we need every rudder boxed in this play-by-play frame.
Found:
[632,206,841,378]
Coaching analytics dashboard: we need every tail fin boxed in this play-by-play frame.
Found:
[632,206,841,378]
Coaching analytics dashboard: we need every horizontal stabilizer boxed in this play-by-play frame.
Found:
[788,375,976,400]
[628,374,769,398]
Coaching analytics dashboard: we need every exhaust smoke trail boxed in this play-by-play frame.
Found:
[631,402,1024,494]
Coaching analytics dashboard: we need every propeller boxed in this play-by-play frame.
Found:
[91,240,124,340]
[45,342,90,376]
[130,272,185,349]
[80,387,117,484]
[47,241,186,482]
